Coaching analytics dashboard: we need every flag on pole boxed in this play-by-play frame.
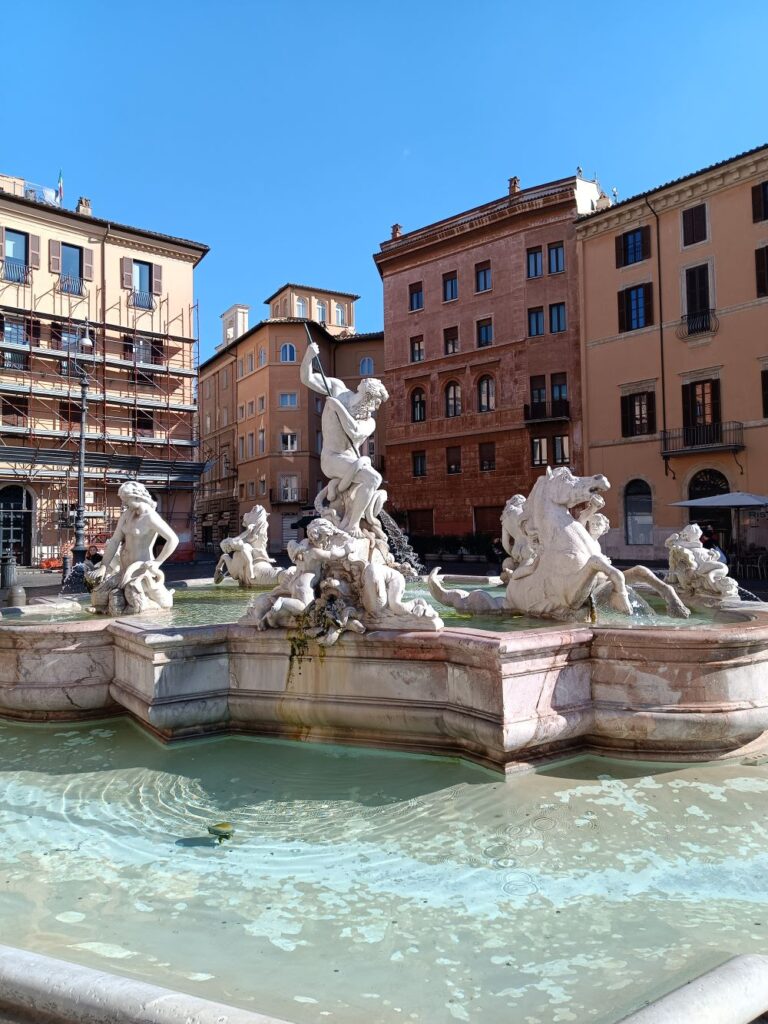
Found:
[56,170,64,206]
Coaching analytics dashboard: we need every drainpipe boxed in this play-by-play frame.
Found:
[644,196,670,476]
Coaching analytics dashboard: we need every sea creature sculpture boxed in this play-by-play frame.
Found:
[665,523,739,606]
[214,505,283,588]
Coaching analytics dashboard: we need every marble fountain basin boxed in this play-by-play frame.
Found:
[0,582,767,770]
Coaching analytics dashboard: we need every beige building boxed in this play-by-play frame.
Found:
[0,173,207,564]
[577,143,768,560]
[197,284,384,552]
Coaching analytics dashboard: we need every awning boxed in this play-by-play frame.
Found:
[670,492,768,509]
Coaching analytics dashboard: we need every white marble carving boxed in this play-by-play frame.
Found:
[242,343,442,644]
[665,523,739,605]
[89,481,178,616]
[214,505,282,588]
[429,466,690,621]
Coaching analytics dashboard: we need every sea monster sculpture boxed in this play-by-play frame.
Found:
[214,505,283,587]
[665,523,739,606]
[429,466,690,622]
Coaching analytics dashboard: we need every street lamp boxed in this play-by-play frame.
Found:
[72,324,94,565]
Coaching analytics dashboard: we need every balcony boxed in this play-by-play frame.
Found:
[675,309,720,340]
[0,258,31,285]
[661,421,744,456]
[270,487,308,505]
[129,290,157,311]
[524,399,570,422]
[58,274,84,296]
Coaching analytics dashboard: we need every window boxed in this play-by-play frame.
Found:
[446,446,462,474]
[259,477,267,495]
[682,378,721,444]
[256,397,263,414]
[280,343,296,363]
[247,352,254,373]
[411,388,426,422]
[315,397,323,413]
[445,382,462,417]
[237,404,245,421]
[258,428,265,453]
[526,248,543,279]
[239,483,245,500]
[237,358,244,378]
[409,282,424,311]
[552,435,569,465]
[2,316,28,347]
[548,242,565,274]
[753,181,768,223]
[477,318,493,347]
[238,436,245,459]
[551,372,567,407]
[279,392,298,408]
[204,413,211,434]
[316,430,323,454]
[272,304,279,318]
[221,407,229,427]
[258,347,267,367]
[3,230,29,283]
[204,379,211,399]
[479,441,496,471]
[247,432,255,458]
[296,297,307,318]
[61,244,83,295]
[616,227,650,267]
[281,432,298,452]
[621,391,656,437]
[134,409,155,436]
[530,375,546,411]
[625,479,653,545]
[756,247,768,298]
[58,400,81,427]
[443,327,459,355]
[549,303,566,333]
[2,347,29,371]
[360,356,374,375]
[1,396,28,427]
[618,284,653,331]
[412,451,427,477]
[443,272,458,302]
[279,474,299,501]
[682,204,707,246]
[248,480,256,498]
[762,369,768,418]
[221,368,229,388]
[317,300,327,323]
[531,437,547,466]
[528,307,544,337]
[477,375,495,412]
[410,336,425,362]
[475,261,492,292]
[335,303,346,326]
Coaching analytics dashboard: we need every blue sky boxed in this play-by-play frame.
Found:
[2,0,765,360]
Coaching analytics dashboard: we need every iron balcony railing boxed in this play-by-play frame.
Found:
[1,258,32,285]
[660,420,744,455]
[129,290,157,311]
[524,398,570,421]
[270,487,308,505]
[675,309,720,339]
[58,274,84,296]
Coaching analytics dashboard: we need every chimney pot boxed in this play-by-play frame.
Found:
[508,177,521,195]
[76,196,92,215]
[391,223,402,239]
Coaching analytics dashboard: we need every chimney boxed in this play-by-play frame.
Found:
[391,223,402,239]
[76,196,92,216]
[508,177,521,195]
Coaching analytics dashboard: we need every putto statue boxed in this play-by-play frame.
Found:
[214,505,282,588]
[429,466,690,621]
[241,338,442,644]
[89,481,178,616]
[665,523,739,605]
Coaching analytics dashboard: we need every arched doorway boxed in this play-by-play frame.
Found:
[0,485,33,565]
[688,469,730,549]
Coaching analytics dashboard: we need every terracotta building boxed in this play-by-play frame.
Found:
[577,143,768,560]
[0,172,207,564]
[197,284,384,552]
[373,175,603,538]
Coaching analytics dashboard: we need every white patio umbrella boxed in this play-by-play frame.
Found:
[670,493,768,554]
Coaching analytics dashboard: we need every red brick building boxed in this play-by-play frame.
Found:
[373,174,604,539]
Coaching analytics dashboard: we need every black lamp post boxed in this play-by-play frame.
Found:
[72,325,94,565]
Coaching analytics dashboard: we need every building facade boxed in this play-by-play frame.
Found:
[0,173,207,564]
[373,175,602,539]
[197,284,384,552]
[577,144,768,560]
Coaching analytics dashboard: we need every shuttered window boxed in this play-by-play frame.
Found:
[617,284,653,331]
[682,379,720,428]
[762,370,768,418]
[685,264,710,313]
[682,204,707,246]
[756,247,768,298]
[620,391,657,437]
[752,182,768,223]
[615,226,651,267]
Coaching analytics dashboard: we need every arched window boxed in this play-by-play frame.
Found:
[411,388,426,423]
[688,468,729,501]
[360,356,374,376]
[624,479,653,545]
[335,303,346,327]
[477,375,495,412]
[296,297,307,318]
[258,347,267,367]
[317,300,327,323]
[445,381,462,418]
[688,468,731,547]
[280,343,296,363]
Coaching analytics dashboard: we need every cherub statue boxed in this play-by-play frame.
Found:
[214,505,282,587]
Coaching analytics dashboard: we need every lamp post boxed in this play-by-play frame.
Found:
[72,325,94,565]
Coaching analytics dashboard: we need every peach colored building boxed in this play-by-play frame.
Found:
[577,143,768,560]
[197,285,384,552]
[0,172,207,564]
[374,174,602,539]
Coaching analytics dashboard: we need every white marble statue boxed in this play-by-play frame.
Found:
[89,481,178,615]
[665,523,739,605]
[429,466,690,621]
[214,505,282,588]
[242,344,442,644]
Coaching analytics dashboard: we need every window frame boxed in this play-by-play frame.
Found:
[526,247,543,279]
[549,302,566,334]
[475,261,492,293]
[528,307,545,337]
[442,272,458,302]
[476,317,493,348]
[548,242,565,274]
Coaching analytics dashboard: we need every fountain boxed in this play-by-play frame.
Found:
[213,505,283,588]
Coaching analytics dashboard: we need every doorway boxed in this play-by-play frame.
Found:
[0,485,33,565]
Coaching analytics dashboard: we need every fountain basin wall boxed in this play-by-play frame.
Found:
[3,609,768,770]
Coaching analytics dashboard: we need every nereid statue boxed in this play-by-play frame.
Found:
[89,481,178,615]
[665,523,739,605]
[214,505,282,587]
